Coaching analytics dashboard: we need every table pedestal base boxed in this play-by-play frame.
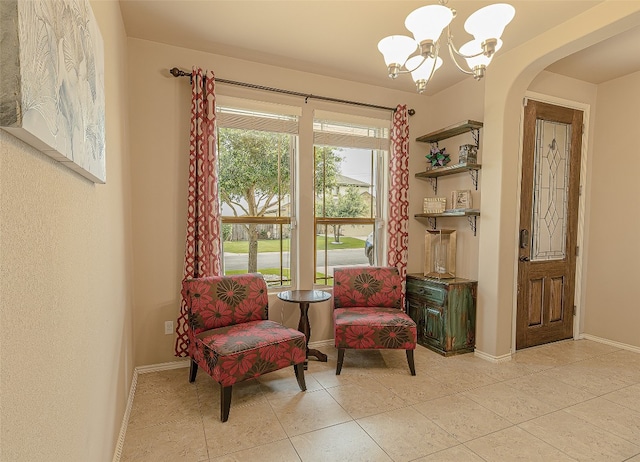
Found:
[307,348,328,364]
[277,290,331,371]
[297,301,327,369]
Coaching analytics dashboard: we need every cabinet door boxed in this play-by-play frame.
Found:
[406,297,425,341]
[424,305,444,349]
[444,285,472,350]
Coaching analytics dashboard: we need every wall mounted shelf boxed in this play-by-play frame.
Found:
[415,162,481,193]
[415,209,480,236]
[415,120,483,144]
[415,120,483,236]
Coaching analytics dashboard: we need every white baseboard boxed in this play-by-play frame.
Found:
[136,359,190,374]
[580,334,640,354]
[112,359,190,461]
[309,339,335,350]
[474,349,513,363]
[112,369,138,462]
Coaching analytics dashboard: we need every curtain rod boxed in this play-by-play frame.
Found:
[169,68,415,115]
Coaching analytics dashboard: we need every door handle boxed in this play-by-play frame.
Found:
[519,229,529,249]
[519,256,530,262]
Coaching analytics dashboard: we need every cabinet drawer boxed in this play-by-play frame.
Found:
[406,279,446,305]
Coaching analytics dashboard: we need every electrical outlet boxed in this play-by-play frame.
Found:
[164,320,174,335]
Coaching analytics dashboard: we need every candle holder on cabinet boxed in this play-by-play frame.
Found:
[424,229,456,279]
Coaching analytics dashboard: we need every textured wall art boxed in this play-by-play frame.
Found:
[0,0,106,183]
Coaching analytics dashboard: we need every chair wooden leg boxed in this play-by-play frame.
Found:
[189,360,198,383]
[406,349,416,376]
[294,363,307,391]
[220,386,233,422]
[336,348,345,375]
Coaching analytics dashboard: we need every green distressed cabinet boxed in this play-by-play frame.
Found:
[406,274,477,356]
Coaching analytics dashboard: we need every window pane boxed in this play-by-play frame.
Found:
[315,223,375,286]
[314,145,378,284]
[222,223,292,288]
[217,118,295,286]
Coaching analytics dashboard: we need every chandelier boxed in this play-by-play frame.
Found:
[378,1,515,93]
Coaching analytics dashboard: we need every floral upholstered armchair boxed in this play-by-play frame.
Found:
[182,273,307,422]
[333,266,417,375]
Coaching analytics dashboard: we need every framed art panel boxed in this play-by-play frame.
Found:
[451,190,472,210]
[0,0,106,183]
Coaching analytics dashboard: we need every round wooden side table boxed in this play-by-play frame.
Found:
[277,290,331,369]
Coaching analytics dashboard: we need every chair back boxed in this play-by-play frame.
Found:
[333,266,402,309]
[182,273,268,336]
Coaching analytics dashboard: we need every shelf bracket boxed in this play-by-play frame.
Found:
[469,169,479,190]
[471,128,480,148]
[428,217,437,229]
[467,215,477,236]
[428,177,438,194]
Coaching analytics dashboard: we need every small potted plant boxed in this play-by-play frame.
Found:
[426,146,450,169]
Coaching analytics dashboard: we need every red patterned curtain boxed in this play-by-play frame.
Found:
[387,105,410,282]
[174,67,223,357]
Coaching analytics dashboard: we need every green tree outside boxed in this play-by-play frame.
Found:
[218,129,343,273]
[322,186,369,243]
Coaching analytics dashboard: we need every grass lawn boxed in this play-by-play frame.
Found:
[223,235,365,253]
[225,268,330,285]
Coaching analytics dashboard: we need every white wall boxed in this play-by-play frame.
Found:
[0,1,133,460]
[411,77,486,280]
[582,70,640,347]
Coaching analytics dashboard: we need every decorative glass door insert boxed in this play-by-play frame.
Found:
[531,119,571,261]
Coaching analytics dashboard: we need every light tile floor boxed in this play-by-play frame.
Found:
[121,340,640,461]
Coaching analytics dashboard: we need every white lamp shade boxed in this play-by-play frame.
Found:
[405,5,454,44]
[377,35,417,66]
[464,3,515,42]
[406,55,443,82]
[459,39,502,68]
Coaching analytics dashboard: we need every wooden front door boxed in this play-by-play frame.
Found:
[516,100,583,350]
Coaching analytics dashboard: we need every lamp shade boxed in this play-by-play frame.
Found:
[406,55,443,82]
[464,3,515,43]
[459,39,502,68]
[405,4,454,44]
[377,35,417,66]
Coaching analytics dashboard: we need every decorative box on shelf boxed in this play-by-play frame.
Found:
[423,197,446,214]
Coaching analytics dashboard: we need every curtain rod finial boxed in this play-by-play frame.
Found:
[170,67,190,78]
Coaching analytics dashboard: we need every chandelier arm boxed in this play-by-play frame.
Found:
[446,33,474,76]
[423,41,442,84]
[447,33,486,59]
[405,55,428,73]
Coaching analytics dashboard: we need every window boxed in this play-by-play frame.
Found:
[313,113,390,285]
[216,97,390,289]
[217,102,298,287]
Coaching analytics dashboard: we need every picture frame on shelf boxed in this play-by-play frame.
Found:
[459,144,478,164]
[451,190,472,210]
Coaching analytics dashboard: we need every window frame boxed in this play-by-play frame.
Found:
[214,94,391,291]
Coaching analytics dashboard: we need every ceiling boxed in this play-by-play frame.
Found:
[119,1,640,96]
